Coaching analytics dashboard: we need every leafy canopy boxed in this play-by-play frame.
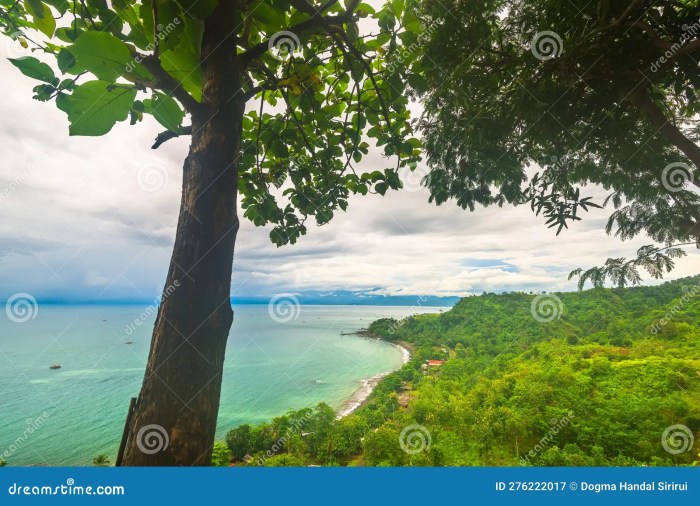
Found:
[1,0,423,245]
[409,0,700,286]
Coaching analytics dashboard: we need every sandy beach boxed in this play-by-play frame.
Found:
[337,341,411,418]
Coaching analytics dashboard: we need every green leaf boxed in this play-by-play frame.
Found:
[316,208,333,225]
[357,3,377,14]
[43,0,69,15]
[66,31,150,81]
[407,73,428,93]
[145,92,185,131]
[140,0,154,45]
[32,83,55,101]
[57,48,76,73]
[159,17,203,101]
[177,0,218,19]
[348,58,364,82]
[347,21,360,42]
[57,81,137,136]
[402,10,422,33]
[8,57,55,83]
[251,3,285,26]
[55,27,83,43]
[25,1,56,37]
[25,0,45,17]
[111,0,139,25]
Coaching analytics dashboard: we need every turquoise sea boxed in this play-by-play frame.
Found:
[0,304,442,466]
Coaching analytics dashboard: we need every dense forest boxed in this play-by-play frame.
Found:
[220,276,700,466]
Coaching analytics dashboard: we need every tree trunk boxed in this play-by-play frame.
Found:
[123,0,243,466]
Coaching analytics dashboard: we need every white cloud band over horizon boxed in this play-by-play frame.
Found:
[1,50,698,303]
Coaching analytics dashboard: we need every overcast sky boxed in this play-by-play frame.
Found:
[1,42,698,303]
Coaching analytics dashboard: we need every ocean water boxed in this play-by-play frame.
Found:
[0,304,442,466]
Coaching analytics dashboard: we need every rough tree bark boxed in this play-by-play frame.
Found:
[123,0,243,466]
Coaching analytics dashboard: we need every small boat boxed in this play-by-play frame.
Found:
[125,341,133,345]
[49,364,61,370]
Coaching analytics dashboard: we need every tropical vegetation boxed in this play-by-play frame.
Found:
[223,276,700,466]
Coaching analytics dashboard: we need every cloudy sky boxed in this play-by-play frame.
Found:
[1,44,698,303]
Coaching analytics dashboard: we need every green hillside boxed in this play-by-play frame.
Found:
[224,276,700,466]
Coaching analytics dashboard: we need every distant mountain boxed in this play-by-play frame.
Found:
[232,289,459,306]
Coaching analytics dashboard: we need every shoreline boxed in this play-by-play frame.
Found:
[337,341,412,418]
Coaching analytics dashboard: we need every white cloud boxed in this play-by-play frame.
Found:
[1,49,698,302]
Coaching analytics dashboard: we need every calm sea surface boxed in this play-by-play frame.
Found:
[0,304,443,465]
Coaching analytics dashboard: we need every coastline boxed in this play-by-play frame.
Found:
[337,341,412,418]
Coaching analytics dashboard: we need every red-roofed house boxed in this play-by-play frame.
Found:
[427,360,445,367]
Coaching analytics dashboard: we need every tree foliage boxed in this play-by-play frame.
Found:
[411,0,700,284]
[210,441,232,466]
[1,0,422,245]
[569,243,692,289]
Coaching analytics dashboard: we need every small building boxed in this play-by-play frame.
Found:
[427,359,445,367]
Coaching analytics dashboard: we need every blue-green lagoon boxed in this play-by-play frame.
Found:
[0,304,441,465]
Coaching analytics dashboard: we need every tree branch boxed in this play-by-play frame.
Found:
[610,0,643,28]
[330,27,394,132]
[138,54,200,113]
[240,0,359,66]
[79,0,97,30]
[152,125,192,149]
[242,79,279,101]
[288,0,337,16]
[635,92,700,177]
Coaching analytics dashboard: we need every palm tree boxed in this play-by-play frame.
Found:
[92,454,111,467]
